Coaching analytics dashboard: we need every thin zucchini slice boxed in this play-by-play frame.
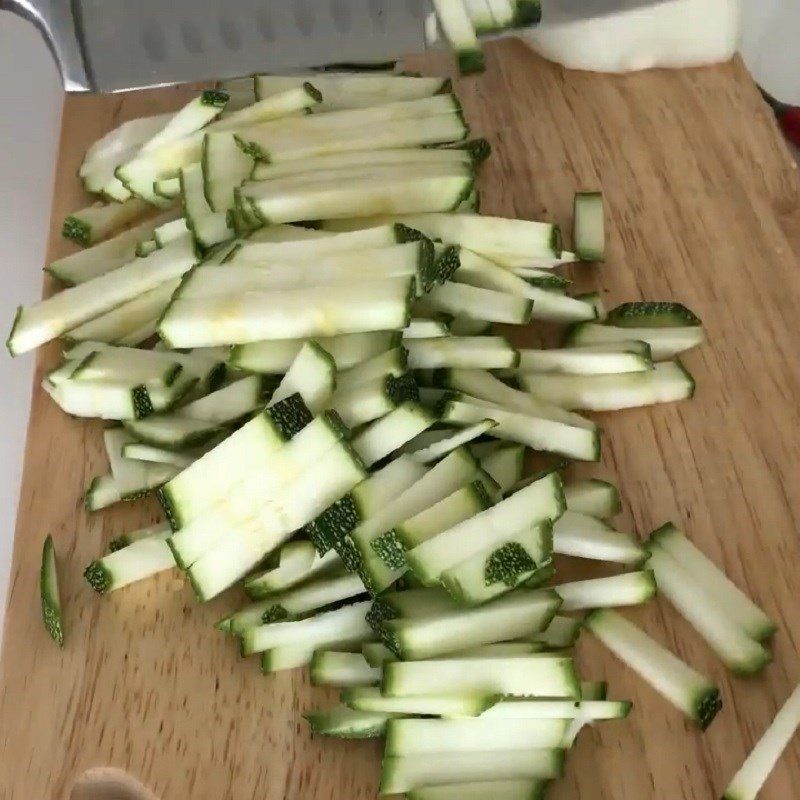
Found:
[410,421,497,463]
[230,331,399,374]
[440,398,601,462]
[350,447,484,571]
[221,571,362,634]
[352,401,437,467]
[380,750,564,795]
[517,343,653,375]
[47,209,181,285]
[404,319,450,339]
[244,543,342,600]
[62,198,155,247]
[564,322,704,360]
[650,523,776,642]
[109,522,172,553]
[84,529,175,593]
[722,683,800,800]
[269,340,337,414]
[427,282,532,324]
[646,544,771,676]
[519,361,696,411]
[406,472,564,585]
[453,249,595,322]
[407,780,548,800]
[406,337,518,370]
[9,238,197,356]
[382,654,578,699]
[585,609,722,730]
[439,523,553,605]
[381,590,560,660]
[573,191,605,261]
[331,373,418,428]
[255,74,449,111]
[439,369,596,431]
[180,163,233,249]
[307,454,428,556]
[310,651,380,688]
[64,280,179,345]
[186,440,366,601]
[40,536,64,646]
[158,276,414,348]
[554,570,657,611]
[167,409,344,565]
[120,443,196,469]
[479,445,525,493]
[335,346,407,393]
[483,698,631,721]
[606,302,701,329]
[386,716,567,756]
[304,706,395,739]
[251,148,472,183]
[553,510,645,565]
[160,394,314,531]
[228,224,407,264]
[241,600,372,656]
[243,170,473,226]
[564,479,622,518]
[533,614,583,649]
[237,114,468,163]
[324,213,561,261]
[342,685,494,718]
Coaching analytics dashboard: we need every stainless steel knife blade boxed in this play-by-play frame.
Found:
[2,0,668,93]
[75,0,433,93]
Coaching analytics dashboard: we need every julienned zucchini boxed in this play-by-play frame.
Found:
[158,276,415,348]
[606,302,701,329]
[439,397,601,462]
[645,544,771,677]
[573,192,605,261]
[564,322,704,361]
[380,750,564,796]
[722,683,800,800]
[519,361,695,412]
[230,331,401,374]
[84,529,175,594]
[40,536,64,646]
[352,401,437,467]
[380,590,561,660]
[564,479,621,519]
[554,570,657,612]
[8,237,198,356]
[407,780,548,800]
[553,510,645,565]
[304,706,396,739]
[649,523,775,642]
[406,472,565,586]
[585,609,722,730]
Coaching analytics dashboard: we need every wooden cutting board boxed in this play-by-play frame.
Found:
[1,39,800,800]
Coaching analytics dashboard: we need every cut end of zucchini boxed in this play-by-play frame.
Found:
[62,215,92,246]
[607,302,702,329]
[694,685,723,731]
[6,306,23,357]
[457,49,486,75]
[464,138,492,165]
[513,0,543,26]
[483,542,538,588]
[429,245,462,291]
[201,89,230,108]
[302,81,324,104]
[108,536,130,553]
[40,535,64,647]
[84,560,112,595]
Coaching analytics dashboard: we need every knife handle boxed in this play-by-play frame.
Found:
[1,0,91,92]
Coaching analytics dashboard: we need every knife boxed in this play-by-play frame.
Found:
[0,0,664,93]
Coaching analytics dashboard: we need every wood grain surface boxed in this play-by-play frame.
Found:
[1,40,800,799]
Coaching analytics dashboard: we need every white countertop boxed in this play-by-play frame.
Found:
[0,3,797,630]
